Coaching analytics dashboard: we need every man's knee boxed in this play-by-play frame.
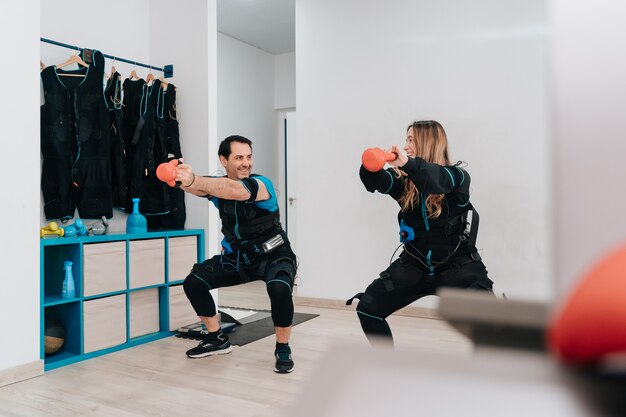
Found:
[265,258,295,299]
[183,264,213,296]
[267,276,293,300]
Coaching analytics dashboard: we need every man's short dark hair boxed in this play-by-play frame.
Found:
[219,135,253,159]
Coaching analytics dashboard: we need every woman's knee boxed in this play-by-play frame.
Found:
[356,292,387,321]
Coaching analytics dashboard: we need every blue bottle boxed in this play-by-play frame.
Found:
[126,198,147,234]
[62,261,76,299]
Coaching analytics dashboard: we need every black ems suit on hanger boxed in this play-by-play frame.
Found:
[41,50,112,220]
[104,70,126,209]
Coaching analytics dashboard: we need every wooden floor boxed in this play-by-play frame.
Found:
[0,283,472,417]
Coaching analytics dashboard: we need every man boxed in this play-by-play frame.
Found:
[177,135,297,373]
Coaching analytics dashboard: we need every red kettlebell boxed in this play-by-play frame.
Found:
[362,148,397,172]
[156,159,181,187]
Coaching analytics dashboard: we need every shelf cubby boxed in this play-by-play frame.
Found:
[40,229,204,370]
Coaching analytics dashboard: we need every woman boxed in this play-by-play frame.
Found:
[348,120,493,346]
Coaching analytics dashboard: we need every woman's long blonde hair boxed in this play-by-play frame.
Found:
[396,120,450,218]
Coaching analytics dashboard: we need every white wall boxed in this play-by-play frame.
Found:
[296,0,552,303]
[0,0,41,374]
[217,33,278,185]
[551,1,626,299]
[275,52,296,109]
[40,1,150,71]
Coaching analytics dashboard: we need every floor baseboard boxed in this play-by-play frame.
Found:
[294,296,441,320]
[0,360,44,388]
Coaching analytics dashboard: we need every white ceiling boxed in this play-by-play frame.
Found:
[217,0,295,55]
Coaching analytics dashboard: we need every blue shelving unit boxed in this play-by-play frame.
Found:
[40,229,204,370]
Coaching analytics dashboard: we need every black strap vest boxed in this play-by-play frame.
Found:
[218,199,282,249]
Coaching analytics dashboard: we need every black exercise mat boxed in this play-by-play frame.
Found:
[176,311,318,347]
[228,312,318,346]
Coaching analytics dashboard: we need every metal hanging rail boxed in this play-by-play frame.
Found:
[40,37,173,78]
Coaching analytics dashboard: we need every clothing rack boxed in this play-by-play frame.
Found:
[40,37,174,78]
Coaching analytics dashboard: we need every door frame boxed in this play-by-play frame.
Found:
[277,108,296,235]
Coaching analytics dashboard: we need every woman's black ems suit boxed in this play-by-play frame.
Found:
[348,157,493,342]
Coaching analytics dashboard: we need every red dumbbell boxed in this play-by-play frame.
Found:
[156,159,182,187]
[362,148,397,172]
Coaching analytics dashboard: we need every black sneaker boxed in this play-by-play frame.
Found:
[186,333,233,358]
[274,344,294,373]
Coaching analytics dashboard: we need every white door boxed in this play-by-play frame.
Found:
[284,111,297,256]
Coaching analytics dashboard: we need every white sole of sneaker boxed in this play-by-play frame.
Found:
[187,345,233,358]
[274,366,294,374]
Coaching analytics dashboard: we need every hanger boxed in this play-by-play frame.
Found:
[108,58,123,109]
[128,62,140,80]
[106,57,117,80]
[55,53,88,77]
[56,53,88,69]
[146,67,155,85]
[40,60,45,70]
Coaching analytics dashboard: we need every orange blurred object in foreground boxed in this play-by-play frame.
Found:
[548,243,626,364]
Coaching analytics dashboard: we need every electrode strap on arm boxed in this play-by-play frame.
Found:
[240,177,259,202]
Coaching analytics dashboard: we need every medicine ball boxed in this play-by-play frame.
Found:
[44,317,65,355]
